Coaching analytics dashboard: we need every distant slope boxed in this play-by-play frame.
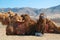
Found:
[0,5,60,19]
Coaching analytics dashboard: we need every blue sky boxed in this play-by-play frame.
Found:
[0,0,60,8]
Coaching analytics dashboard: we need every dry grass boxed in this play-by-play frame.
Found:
[0,23,60,40]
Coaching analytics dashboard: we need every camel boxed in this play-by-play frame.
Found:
[0,11,59,35]
[36,13,46,35]
[0,12,9,25]
[6,13,23,35]
[46,19,60,33]
[36,13,60,35]
[6,14,32,35]
[1,12,10,25]
[0,11,14,25]
[0,12,37,35]
[21,14,37,35]
[13,14,36,35]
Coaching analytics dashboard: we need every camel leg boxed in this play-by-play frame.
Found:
[6,25,14,35]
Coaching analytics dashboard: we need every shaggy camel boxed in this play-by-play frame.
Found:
[6,13,23,35]
[36,13,46,35]
[1,13,10,25]
[46,19,60,33]
[21,14,36,35]
[36,13,60,35]
[0,11,59,35]
[0,11,15,25]
[6,14,36,35]
[0,12,9,25]
[6,13,60,35]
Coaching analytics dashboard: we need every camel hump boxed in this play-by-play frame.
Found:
[51,21,58,27]
[8,11,15,16]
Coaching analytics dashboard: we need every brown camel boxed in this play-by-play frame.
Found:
[0,12,36,35]
[6,13,23,35]
[36,13,60,34]
[5,12,60,35]
[6,14,30,35]
[21,14,36,35]
[46,19,60,33]
[0,11,14,25]
[36,13,46,35]
[0,12,9,25]
[1,13,10,25]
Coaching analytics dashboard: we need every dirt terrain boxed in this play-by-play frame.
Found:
[0,23,60,40]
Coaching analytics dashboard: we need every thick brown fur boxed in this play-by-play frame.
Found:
[36,13,46,34]
[36,13,60,34]
[6,13,23,35]
[46,19,60,33]
[0,11,60,35]
[21,14,36,35]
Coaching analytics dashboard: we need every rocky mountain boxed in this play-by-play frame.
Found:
[0,5,60,19]
[0,7,39,16]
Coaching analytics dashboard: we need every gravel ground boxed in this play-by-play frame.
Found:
[0,23,60,40]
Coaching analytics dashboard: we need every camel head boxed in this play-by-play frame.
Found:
[39,13,46,20]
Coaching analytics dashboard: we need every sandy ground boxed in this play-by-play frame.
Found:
[0,24,60,40]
